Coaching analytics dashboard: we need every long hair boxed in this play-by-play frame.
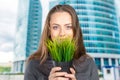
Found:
[28,5,86,64]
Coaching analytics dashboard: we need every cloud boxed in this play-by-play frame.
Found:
[0,12,17,24]
[0,23,16,39]
[0,0,18,63]
[0,33,14,43]
[0,0,18,37]
[0,51,14,63]
[0,10,17,37]
[0,42,14,52]
[0,0,18,14]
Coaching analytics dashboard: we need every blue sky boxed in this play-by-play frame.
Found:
[0,0,18,63]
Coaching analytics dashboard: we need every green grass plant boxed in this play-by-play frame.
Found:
[46,38,76,62]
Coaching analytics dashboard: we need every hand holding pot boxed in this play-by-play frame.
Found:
[48,67,69,80]
[48,67,76,80]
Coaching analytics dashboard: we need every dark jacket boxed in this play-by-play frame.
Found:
[24,55,99,80]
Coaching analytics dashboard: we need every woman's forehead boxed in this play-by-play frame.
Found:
[50,12,72,23]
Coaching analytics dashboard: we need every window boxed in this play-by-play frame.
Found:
[111,58,115,66]
[106,69,111,74]
[104,58,109,66]
[95,58,101,70]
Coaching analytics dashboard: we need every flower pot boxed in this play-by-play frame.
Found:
[53,61,72,73]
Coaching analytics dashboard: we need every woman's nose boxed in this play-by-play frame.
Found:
[59,28,65,37]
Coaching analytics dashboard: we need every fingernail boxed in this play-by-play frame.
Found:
[59,67,61,69]
[65,74,67,76]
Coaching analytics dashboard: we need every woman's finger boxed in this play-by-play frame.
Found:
[50,67,61,74]
[54,77,69,80]
[65,74,76,79]
[49,67,68,80]
[50,72,68,78]
[70,68,75,74]
[64,68,76,80]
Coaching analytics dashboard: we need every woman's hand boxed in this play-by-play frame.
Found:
[49,67,76,80]
[64,68,76,80]
[49,67,69,80]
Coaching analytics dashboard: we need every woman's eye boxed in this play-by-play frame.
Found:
[66,26,72,29]
[52,26,59,30]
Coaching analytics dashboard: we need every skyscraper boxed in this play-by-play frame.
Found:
[13,0,42,73]
[26,0,42,58]
[58,0,120,71]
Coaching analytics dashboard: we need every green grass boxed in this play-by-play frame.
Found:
[0,66,11,73]
[46,38,76,62]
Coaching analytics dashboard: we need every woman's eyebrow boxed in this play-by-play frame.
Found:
[51,23,72,26]
[51,23,60,26]
[65,23,72,26]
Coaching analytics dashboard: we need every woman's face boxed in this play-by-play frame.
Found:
[50,12,73,40]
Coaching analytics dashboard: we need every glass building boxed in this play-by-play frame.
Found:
[26,0,42,58]
[51,0,120,71]
[115,0,120,65]
[12,0,42,73]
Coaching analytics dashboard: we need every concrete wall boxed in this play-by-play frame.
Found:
[0,75,24,80]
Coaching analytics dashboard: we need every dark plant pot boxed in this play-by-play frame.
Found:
[53,61,72,73]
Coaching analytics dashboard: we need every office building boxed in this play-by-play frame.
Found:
[13,0,42,73]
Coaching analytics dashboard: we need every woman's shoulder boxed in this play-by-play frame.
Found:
[73,55,99,80]
[73,54,93,64]
[24,59,46,80]
[25,59,40,70]
[73,54,97,74]
[73,54,96,71]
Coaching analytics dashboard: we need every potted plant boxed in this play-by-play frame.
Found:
[46,38,76,73]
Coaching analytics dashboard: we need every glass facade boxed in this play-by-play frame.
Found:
[104,58,109,66]
[13,0,42,73]
[95,58,101,70]
[57,0,120,71]
[12,0,30,73]
[68,0,120,55]
[26,0,42,57]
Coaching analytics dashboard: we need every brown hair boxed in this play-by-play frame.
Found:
[28,5,86,64]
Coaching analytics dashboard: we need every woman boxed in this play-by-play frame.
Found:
[24,5,99,80]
